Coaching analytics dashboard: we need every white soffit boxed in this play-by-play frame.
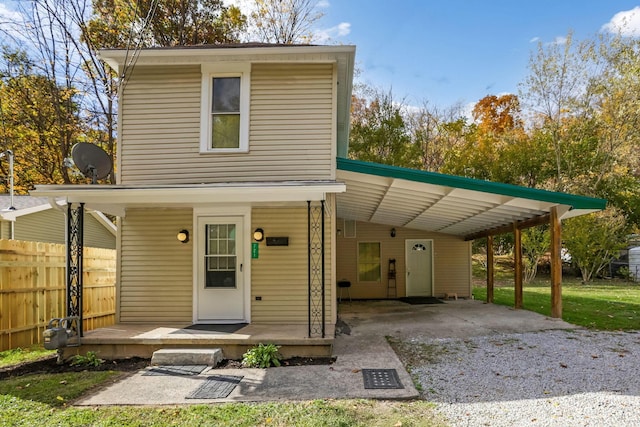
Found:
[336,159,607,239]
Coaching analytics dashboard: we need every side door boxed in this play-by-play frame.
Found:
[405,239,434,297]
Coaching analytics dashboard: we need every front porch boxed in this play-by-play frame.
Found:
[65,323,335,361]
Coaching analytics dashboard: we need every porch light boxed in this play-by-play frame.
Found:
[177,229,189,243]
[390,228,396,238]
[253,228,265,242]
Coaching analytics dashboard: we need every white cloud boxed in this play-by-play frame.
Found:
[601,6,640,36]
[315,22,351,42]
[549,36,567,46]
[317,0,330,8]
[0,3,28,43]
[529,36,540,43]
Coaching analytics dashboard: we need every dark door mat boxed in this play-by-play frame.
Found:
[362,368,404,389]
[398,296,444,305]
[143,365,208,376]
[181,323,248,333]
[186,375,243,399]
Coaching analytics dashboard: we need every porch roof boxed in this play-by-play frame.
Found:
[336,158,607,240]
[31,181,346,217]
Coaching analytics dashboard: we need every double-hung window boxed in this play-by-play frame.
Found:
[200,64,250,153]
[358,242,381,282]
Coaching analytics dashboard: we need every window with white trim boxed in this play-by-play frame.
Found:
[200,64,250,153]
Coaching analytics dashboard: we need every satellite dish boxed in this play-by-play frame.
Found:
[71,143,112,184]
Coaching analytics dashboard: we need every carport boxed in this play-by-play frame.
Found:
[335,158,607,317]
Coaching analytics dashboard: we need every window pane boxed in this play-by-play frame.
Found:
[212,77,240,112]
[358,242,381,282]
[212,115,240,148]
[205,224,237,288]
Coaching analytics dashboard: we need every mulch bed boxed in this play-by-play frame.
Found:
[1,356,335,379]
[0,356,150,380]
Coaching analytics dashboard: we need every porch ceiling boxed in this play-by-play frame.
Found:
[336,158,607,240]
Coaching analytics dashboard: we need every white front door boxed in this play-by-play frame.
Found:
[405,239,433,297]
[196,216,245,322]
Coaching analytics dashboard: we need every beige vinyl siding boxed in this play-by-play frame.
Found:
[336,220,471,299]
[83,214,116,249]
[119,63,335,185]
[119,208,193,323]
[9,209,115,249]
[0,221,10,239]
[251,206,332,324]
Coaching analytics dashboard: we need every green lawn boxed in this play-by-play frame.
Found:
[0,346,56,368]
[473,278,640,330]
[0,391,444,427]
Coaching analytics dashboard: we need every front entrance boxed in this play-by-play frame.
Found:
[196,216,245,322]
[405,239,433,297]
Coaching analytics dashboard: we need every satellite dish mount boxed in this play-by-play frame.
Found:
[71,143,112,184]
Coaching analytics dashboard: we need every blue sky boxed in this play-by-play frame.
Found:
[2,0,640,110]
[316,1,640,108]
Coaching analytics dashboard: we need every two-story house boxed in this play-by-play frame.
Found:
[33,44,605,359]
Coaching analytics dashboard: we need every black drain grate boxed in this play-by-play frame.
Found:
[143,365,207,377]
[362,369,404,389]
[186,375,243,399]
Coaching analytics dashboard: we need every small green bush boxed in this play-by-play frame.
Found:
[71,351,104,367]
[242,343,281,368]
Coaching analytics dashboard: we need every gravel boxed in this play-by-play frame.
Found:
[409,329,640,426]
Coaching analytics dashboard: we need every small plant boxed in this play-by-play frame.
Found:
[71,351,104,367]
[616,266,632,281]
[242,343,281,368]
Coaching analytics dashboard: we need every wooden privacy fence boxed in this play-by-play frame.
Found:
[0,239,116,351]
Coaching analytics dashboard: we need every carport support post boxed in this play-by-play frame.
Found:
[486,235,494,303]
[513,223,523,309]
[550,206,562,318]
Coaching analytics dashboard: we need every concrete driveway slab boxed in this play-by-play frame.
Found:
[75,300,575,406]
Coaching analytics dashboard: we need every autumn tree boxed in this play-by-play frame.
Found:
[406,102,468,172]
[442,94,525,182]
[249,0,324,44]
[87,0,247,48]
[0,49,84,191]
[349,88,412,166]
[521,226,550,283]
[563,208,629,282]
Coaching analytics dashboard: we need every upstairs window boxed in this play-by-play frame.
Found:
[200,64,250,153]
[212,77,241,149]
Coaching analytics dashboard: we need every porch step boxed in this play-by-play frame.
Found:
[151,348,223,366]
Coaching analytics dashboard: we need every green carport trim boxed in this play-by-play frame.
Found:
[337,158,607,210]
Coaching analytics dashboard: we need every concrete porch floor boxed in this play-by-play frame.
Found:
[67,323,334,360]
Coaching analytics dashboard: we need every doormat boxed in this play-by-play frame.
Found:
[398,297,444,305]
[143,365,207,377]
[182,323,248,333]
[186,375,243,399]
[362,369,404,389]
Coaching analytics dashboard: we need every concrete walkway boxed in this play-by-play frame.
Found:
[75,300,575,406]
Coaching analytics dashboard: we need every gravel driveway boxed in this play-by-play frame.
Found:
[408,329,640,426]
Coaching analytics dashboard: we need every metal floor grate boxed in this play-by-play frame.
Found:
[143,365,208,376]
[186,375,243,399]
[362,369,404,389]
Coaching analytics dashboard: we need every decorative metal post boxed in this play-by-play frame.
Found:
[66,203,84,337]
[307,201,326,338]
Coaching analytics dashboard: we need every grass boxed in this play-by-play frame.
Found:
[0,346,56,368]
[0,392,445,426]
[473,276,640,330]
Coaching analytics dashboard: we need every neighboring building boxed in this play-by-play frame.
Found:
[33,44,605,334]
[0,195,116,249]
